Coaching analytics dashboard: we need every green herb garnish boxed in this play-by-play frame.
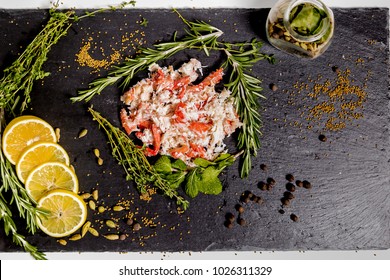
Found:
[222,40,274,178]
[154,153,241,198]
[88,107,189,209]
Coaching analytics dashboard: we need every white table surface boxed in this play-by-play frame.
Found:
[0,0,389,260]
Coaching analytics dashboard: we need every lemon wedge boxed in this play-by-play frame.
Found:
[25,162,79,202]
[1,115,56,165]
[16,142,70,183]
[36,189,87,238]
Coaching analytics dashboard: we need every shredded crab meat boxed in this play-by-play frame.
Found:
[120,59,242,163]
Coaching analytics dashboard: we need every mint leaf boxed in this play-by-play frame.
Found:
[214,153,231,162]
[171,158,188,171]
[197,166,223,195]
[185,169,201,198]
[154,155,172,174]
[193,157,215,168]
[165,172,187,189]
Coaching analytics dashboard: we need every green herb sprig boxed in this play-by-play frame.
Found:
[154,152,241,198]
[0,10,74,116]
[0,196,46,260]
[222,40,275,178]
[88,107,189,210]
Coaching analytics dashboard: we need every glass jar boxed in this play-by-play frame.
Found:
[266,0,334,59]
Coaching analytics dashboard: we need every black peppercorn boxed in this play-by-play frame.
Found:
[258,181,267,190]
[286,182,296,192]
[290,214,299,222]
[267,177,276,186]
[224,220,234,229]
[278,209,285,214]
[270,83,278,91]
[319,134,327,142]
[225,212,235,222]
[236,204,245,214]
[281,197,291,206]
[253,196,264,204]
[237,218,246,226]
[260,164,268,171]
[296,180,303,187]
[283,191,295,200]
[241,190,253,203]
[303,180,312,189]
[286,174,295,182]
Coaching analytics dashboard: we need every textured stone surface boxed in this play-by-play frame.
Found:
[0,8,388,253]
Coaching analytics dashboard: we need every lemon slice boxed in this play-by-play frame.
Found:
[36,189,87,238]
[25,162,79,202]
[16,142,70,183]
[1,115,56,165]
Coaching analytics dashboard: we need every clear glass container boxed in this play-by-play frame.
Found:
[266,0,334,59]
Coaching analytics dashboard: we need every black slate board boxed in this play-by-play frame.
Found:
[0,8,389,253]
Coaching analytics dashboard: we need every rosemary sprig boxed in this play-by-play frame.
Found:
[0,195,46,260]
[71,13,223,103]
[222,40,275,178]
[89,107,190,210]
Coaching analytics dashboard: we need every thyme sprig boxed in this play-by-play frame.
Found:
[0,10,75,116]
[89,107,190,210]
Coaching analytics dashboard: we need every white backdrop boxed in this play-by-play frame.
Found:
[0,0,389,260]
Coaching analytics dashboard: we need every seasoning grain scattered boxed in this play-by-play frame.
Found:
[69,234,82,241]
[285,67,368,132]
[78,128,88,138]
